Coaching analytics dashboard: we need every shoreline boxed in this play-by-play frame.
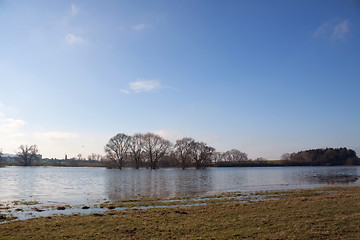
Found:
[1,162,360,168]
[1,186,360,239]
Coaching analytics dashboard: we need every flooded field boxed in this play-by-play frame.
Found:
[1,166,359,221]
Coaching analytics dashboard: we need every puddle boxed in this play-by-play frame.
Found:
[0,192,280,223]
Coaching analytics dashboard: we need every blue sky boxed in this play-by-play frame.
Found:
[1,0,359,159]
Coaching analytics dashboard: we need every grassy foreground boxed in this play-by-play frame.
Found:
[1,187,360,239]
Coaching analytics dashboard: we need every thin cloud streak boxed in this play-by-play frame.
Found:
[313,19,350,41]
[71,4,78,16]
[120,79,178,94]
[129,79,161,92]
[313,22,331,39]
[331,20,349,40]
[121,79,163,94]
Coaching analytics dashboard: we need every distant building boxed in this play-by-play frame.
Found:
[1,153,17,162]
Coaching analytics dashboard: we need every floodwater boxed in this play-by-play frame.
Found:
[1,166,359,206]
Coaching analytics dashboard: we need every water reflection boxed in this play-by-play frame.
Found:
[104,168,215,201]
[301,167,360,184]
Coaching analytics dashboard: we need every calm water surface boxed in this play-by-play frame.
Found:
[0,166,359,206]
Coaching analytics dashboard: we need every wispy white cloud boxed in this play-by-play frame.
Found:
[130,79,161,92]
[34,131,78,141]
[0,113,26,137]
[313,19,350,41]
[133,23,146,32]
[121,79,163,94]
[331,20,349,40]
[61,4,79,24]
[313,22,331,39]
[64,34,85,45]
[71,4,78,16]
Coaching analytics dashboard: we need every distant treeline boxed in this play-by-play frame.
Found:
[1,137,358,169]
[284,148,359,166]
[214,148,359,167]
[213,160,281,167]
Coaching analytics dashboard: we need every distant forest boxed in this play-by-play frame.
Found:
[284,148,359,166]
[215,148,359,167]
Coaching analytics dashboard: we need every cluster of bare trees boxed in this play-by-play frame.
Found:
[68,153,104,162]
[174,137,215,169]
[104,133,215,170]
[211,149,248,163]
[4,136,249,169]
[87,153,103,162]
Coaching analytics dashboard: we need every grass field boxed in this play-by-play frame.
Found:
[1,186,360,239]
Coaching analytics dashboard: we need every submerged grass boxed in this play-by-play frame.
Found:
[1,186,360,239]
[11,201,39,206]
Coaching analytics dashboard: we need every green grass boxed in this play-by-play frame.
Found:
[1,186,360,239]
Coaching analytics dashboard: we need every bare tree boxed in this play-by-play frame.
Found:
[0,149,3,164]
[222,149,248,162]
[190,142,214,169]
[105,133,131,169]
[77,153,84,161]
[280,153,291,161]
[88,153,102,162]
[142,133,172,170]
[129,133,143,169]
[174,137,195,169]
[17,145,39,166]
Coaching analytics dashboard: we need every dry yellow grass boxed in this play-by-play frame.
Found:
[1,186,360,239]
